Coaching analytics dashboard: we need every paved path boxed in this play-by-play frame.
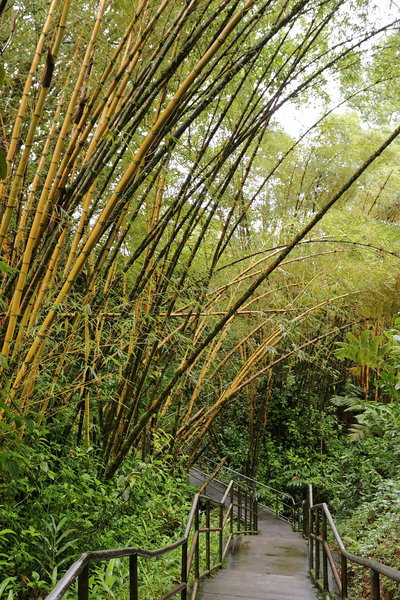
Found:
[200,509,318,600]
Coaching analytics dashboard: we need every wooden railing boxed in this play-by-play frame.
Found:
[45,463,257,600]
[197,461,301,527]
[306,485,400,600]
[46,466,400,600]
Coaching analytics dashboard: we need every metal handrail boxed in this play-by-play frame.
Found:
[207,460,294,500]
[45,464,258,600]
[200,461,298,525]
[46,538,187,600]
[307,485,400,599]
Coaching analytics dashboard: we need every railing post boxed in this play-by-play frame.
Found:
[129,554,138,600]
[275,491,279,517]
[254,497,258,532]
[78,564,89,600]
[181,541,188,600]
[322,511,329,591]
[303,500,308,538]
[195,502,200,580]
[371,569,380,600]
[315,509,320,582]
[230,485,234,535]
[206,500,211,573]
[308,485,313,538]
[237,487,241,532]
[244,489,248,529]
[308,485,314,582]
[219,504,223,564]
[309,508,314,574]
[341,554,348,599]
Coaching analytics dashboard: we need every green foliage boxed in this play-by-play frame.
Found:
[0,427,193,599]
[334,330,390,368]
[337,478,400,600]
[331,395,400,441]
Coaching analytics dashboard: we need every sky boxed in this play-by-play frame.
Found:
[275,0,400,138]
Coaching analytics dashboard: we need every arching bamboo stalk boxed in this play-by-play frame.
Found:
[0,0,59,202]
[0,1,72,248]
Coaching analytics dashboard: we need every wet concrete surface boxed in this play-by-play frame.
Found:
[200,510,318,600]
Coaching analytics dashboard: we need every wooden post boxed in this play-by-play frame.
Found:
[230,485,234,535]
[78,564,89,600]
[181,541,188,600]
[309,509,314,574]
[322,512,328,591]
[341,555,347,599]
[237,487,241,532]
[195,503,200,579]
[371,570,380,600]
[206,500,211,573]
[315,510,320,582]
[129,554,138,600]
[219,504,223,563]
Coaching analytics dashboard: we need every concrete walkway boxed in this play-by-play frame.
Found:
[200,509,318,600]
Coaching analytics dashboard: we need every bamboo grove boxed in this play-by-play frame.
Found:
[1,0,400,478]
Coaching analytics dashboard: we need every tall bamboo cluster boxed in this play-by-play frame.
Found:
[1,0,399,477]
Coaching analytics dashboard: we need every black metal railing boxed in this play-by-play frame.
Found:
[45,462,257,600]
[306,485,400,600]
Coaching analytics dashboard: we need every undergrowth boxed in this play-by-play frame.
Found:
[0,426,194,600]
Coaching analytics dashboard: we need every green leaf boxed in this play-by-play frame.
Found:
[0,260,18,274]
[5,458,20,478]
[0,577,16,597]
[0,529,16,538]
[0,64,4,88]
[0,353,8,369]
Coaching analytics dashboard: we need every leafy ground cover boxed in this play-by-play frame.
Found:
[335,474,400,600]
[0,431,194,600]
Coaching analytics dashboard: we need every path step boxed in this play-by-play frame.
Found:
[200,509,318,600]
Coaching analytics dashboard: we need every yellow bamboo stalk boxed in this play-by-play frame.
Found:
[0,0,72,247]
[15,40,79,254]
[1,1,105,358]
[85,0,162,159]
[49,0,155,199]
[182,293,361,447]
[19,340,46,414]
[8,0,257,398]
[36,0,106,237]
[64,180,97,276]
[14,88,68,255]
[1,0,58,180]
[205,279,317,380]
[30,229,67,327]
[11,230,66,360]
[0,87,51,253]
[182,330,229,424]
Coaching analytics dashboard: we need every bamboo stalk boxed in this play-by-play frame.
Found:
[1,0,103,358]
[0,0,72,247]
[7,0,258,398]
[0,0,58,185]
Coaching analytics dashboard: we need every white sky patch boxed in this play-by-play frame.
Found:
[275,0,400,137]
